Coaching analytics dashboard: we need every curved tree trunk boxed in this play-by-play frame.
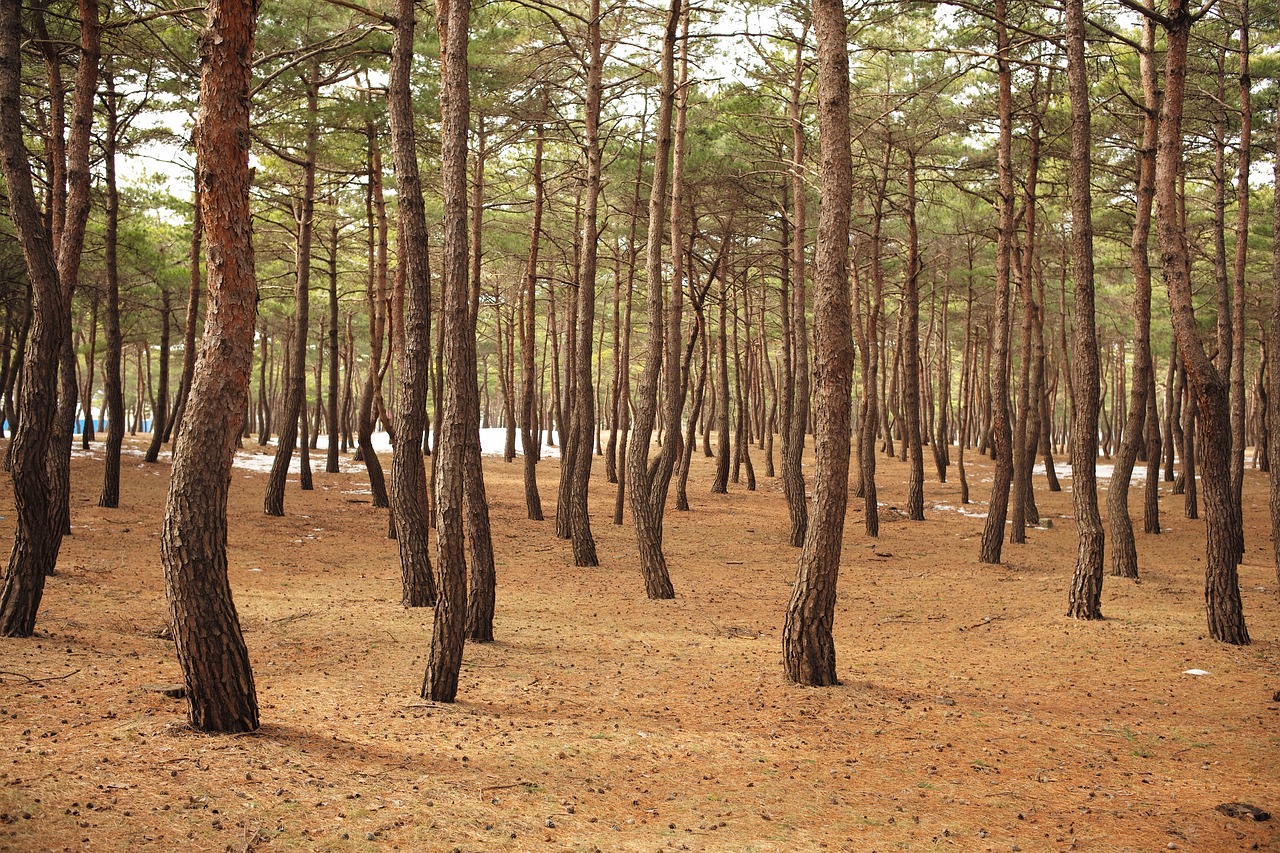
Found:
[387,5,436,608]
[167,165,203,455]
[159,0,260,732]
[625,0,680,600]
[782,0,851,686]
[1154,0,1248,644]
[0,0,94,633]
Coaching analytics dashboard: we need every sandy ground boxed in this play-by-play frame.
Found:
[0,433,1277,852]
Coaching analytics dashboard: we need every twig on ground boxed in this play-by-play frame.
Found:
[0,668,80,684]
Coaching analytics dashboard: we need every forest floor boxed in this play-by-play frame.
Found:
[0,434,1278,853]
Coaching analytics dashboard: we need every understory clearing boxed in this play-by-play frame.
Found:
[0,438,1277,852]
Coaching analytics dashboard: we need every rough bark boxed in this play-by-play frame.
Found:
[425,0,472,701]
[624,0,680,600]
[978,0,1015,566]
[159,0,260,731]
[782,0,851,686]
[1064,0,1106,619]
[388,0,436,608]
[567,0,603,567]
[0,0,82,633]
[1154,0,1248,644]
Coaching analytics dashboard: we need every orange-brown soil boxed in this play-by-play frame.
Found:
[0,437,1277,852]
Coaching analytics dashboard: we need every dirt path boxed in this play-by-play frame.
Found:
[0,438,1277,851]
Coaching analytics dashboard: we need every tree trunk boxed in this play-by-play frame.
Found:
[79,292,98,448]
[424,0,472,701]
[98,69,124,508]
[0,0,94,633]
[168,162,203,455]
[521,124,545,521]
[978,0,1015,566]
[781,34,809,547]
[48,0,102,545]
[1270,109,1280,585]
[462,152,497,644]
[357,112,390,508]
[144,288,171,462]
[782,0,851,686]
[1154,0,1248,644]
[712,273,730,493]
[1064,0,1107,619]
[1228,4,1249,564]
[159,0,260,731]
[325,199,340,473]
[624,0,680,600]
[264,58,318,517]
[1108,7,1157,580]
[567,0,603,567]
[388,1,436,608]
[902,149,924,521]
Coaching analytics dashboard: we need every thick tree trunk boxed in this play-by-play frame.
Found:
[425,0,472,701]
[567,0,603,567]
[625,0,680,600]
[978,0,1015,565]
[0,0,91,633]
[1064,0,1106,619]
[782,0,851,686]
[47,0,101,545]
[1154,0,1248,644]
[1010,79,1044,542]
[388,2,436,608]
[159,0,260,732]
